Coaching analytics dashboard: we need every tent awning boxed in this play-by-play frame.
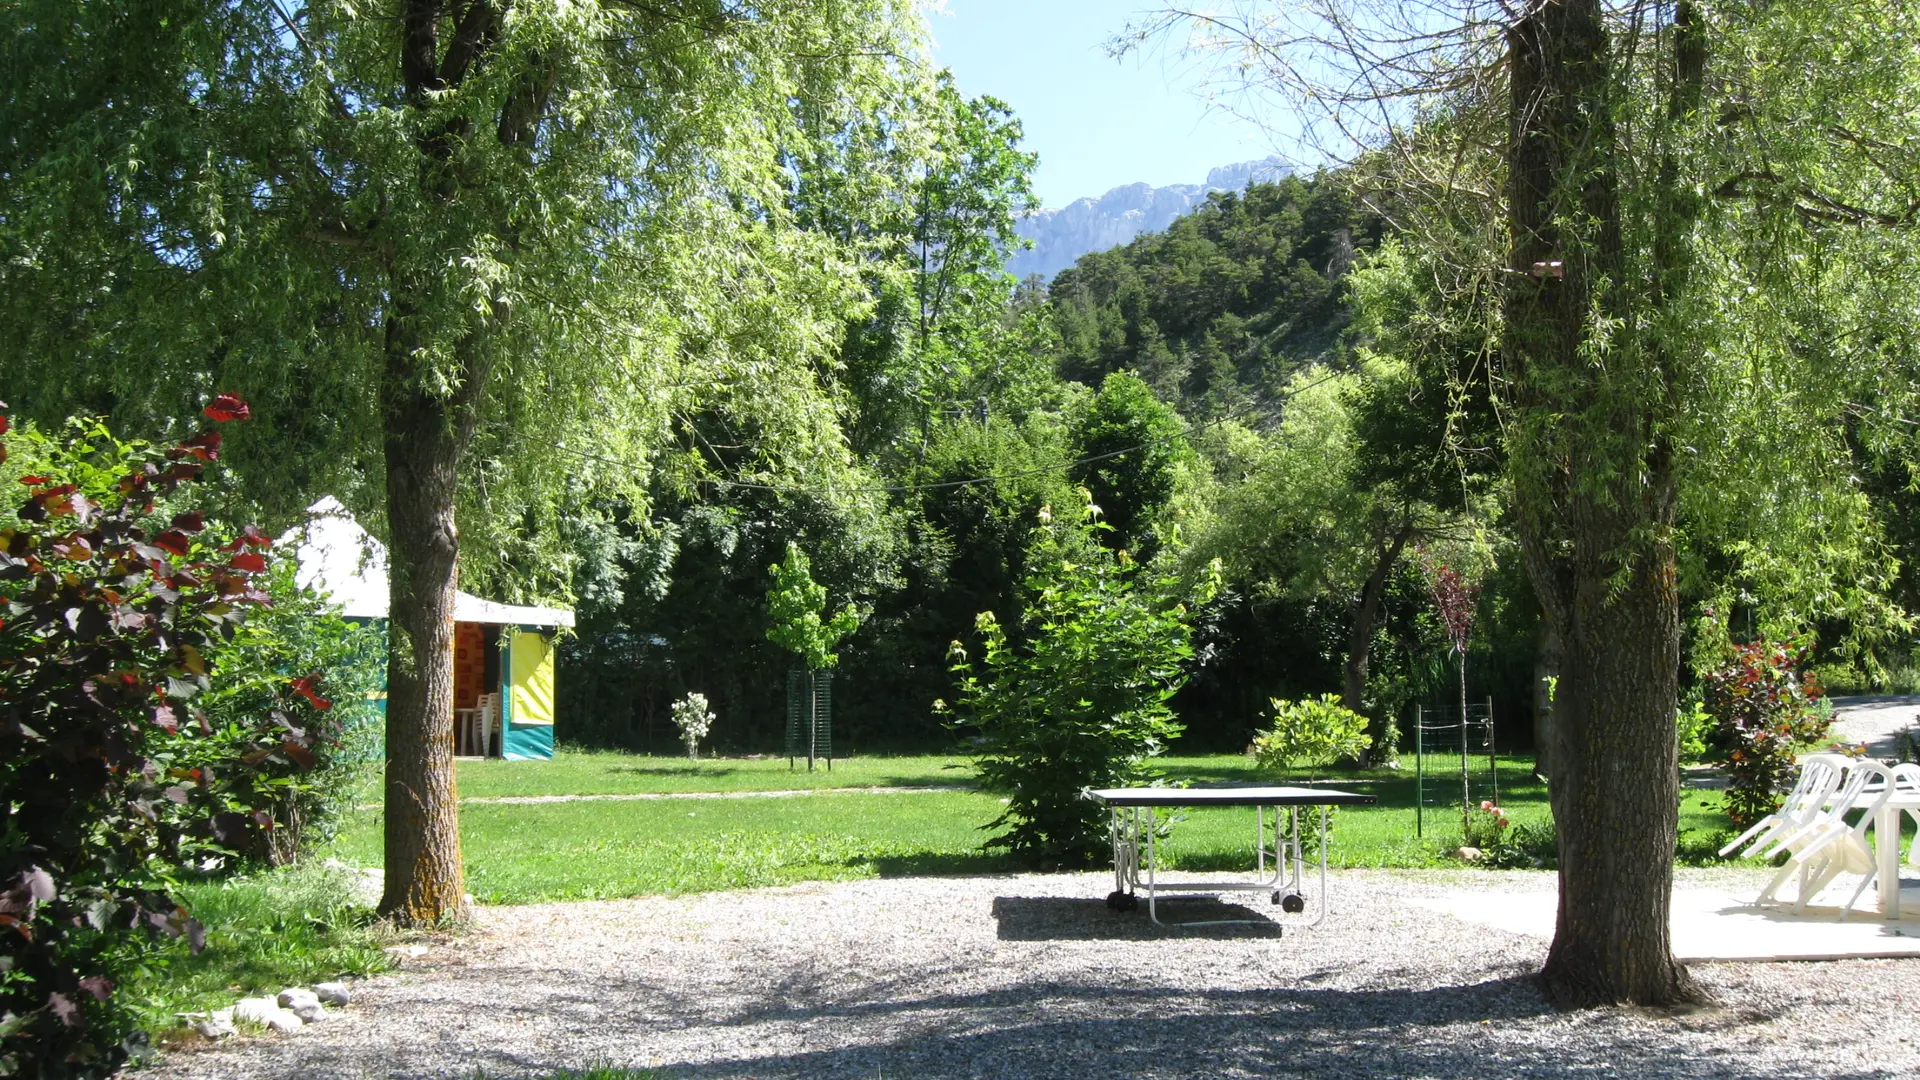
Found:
[280,497,575,629]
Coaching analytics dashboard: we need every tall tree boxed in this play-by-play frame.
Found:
[0,0,935,924]
[1192,361,1488,756]
[1139,0,1920,1005]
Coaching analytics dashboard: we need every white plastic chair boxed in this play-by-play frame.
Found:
[1891,763,1920,868]
[1755,759,1894,917]
[478,692,502,758]
[1719,753,1850,859]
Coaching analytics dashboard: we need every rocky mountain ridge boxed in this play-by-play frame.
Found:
[1008,157,1290,281]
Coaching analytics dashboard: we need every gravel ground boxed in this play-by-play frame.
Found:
[144,868,1920,1080]
[1829,694,1920,760]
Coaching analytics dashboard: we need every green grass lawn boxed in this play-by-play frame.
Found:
[324,750,1749,904]
[453,749,975,799]
[124,863,396,1029]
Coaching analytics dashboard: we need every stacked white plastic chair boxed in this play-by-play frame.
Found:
[1754,758,1894,917]
[1892,763,1920,869]
[1719,753,1849,859]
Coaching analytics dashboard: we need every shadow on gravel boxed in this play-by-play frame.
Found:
[990,895,1282,940]
[657,975,1880,1080]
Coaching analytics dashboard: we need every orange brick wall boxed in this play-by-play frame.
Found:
[453,622,486,710]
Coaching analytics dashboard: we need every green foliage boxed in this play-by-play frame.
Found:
[1702,639,1834,829]
[831,73,1050,464]
[1248,695,1371,776]
[0,401,341,1077]
[121,862,391,1030]
[1675,697,1713,766]
[1067,372,1189,553]
[173,557,386,864]
[0,0,947,536]
[766,543,862,672]
[1048,174,1379,411]
[1481,819,1560,872]
[943,502,1220,866]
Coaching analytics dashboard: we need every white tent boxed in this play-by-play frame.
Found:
[281,497,575,628]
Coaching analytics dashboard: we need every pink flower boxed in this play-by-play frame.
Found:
[1480,800,1494,811]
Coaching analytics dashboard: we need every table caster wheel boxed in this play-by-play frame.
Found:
[1280,893,1306,914]
[1271,890,1283,906]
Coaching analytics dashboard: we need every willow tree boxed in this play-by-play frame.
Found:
[1140,0,1920,1005]
[0,0,934,924]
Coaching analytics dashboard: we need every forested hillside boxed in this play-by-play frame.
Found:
[1049,174,1380,415]
[553,170,1522,756]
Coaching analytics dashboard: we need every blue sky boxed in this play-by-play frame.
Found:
[927,1,1279,208]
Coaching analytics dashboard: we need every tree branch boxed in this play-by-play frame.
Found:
[1714,169,1920,228]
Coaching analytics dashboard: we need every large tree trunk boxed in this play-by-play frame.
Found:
[1535,526,1694,1005]
[377,316,487,925]
[1503,0,1702,1007]
[376,0,530,927]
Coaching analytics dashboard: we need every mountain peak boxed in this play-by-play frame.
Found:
[1009,157,1291,281]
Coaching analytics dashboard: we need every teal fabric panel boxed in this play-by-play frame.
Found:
[498,630,556,760]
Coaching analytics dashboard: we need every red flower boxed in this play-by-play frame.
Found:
[203,393,251,422]
[289,673,332,711]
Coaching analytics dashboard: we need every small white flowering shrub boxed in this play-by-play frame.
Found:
[672,692,716,761]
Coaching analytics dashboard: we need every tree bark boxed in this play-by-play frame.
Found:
[376,0,531,927]
[377,312,492,925]
[1504,0,1703,1007]
[378,355,468,924]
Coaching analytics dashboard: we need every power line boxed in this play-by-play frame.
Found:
[548,368,1345,498]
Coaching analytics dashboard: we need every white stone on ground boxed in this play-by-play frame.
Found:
[192,1010,236,1040]
[228,997,279,1026]
[146,868,1920,1079]
[311,981,353,1006]
[276,988,320,1012]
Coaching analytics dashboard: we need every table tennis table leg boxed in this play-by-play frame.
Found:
[1307,806,1332,928]
[1146,805,1162,924]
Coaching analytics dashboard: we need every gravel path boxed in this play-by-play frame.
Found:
[1829,695,1920,760]
[146,868,1920,1080]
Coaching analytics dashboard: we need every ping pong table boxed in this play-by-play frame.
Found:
[1092,785,1377,929]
